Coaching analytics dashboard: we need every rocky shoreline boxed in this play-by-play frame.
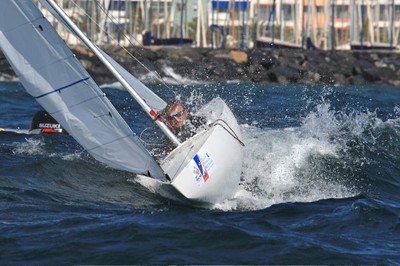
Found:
[1,46,400,87]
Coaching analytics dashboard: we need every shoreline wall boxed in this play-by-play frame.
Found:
[1,46,399,87]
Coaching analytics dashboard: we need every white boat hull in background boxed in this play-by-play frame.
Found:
[161,98,244,204]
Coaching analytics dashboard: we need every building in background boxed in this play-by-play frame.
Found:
[40,0,400,50]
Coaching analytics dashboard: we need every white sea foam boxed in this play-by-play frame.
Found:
[11,138,83,161]
[98,66,203,89]
[99,81,124,90]
[161,66,203,85]
[215,130,353,211]
[61,152,83,161]
[12,138,45,155]
[215,103,373,211]
[0,74,19,82]
[214,100,400,211]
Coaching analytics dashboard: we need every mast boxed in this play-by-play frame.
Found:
[157,0,160,38]
[272,0,276,46]
[390,0,394,49]
[331,0,335,50]
[241,0,245,48]
[256,0,260,41]
[294,0,298,46]
[366,0,374,43]
[280,0,284,44]
[360,0,365,48]
[301,0,305,48]
[196,0,206,47]
[97,0,111,45]
[180,0,184,46]
[350,0,354,45]
[45,0,181,146]
[231,0,236,48]
[201,1,206,47]
[311,0,316,46]
[211,0,215,48]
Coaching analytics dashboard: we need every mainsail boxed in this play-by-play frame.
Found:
[40,0,180,146]
[0,0,165,178]
[38,0,167,112]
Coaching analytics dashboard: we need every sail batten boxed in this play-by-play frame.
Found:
[34,77,90,99]
[0,0,165,179]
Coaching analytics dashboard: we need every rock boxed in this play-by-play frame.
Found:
[247,49,278,70]
[389,80,400,86]
[1,45,400,87]
[73,44,93,57]
[271,65,302,83]
[230,50,248,64]
[246,62,270,82]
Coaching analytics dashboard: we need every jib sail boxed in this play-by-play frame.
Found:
[0,0,165,178]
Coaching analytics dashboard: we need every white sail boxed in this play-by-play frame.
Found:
[0,0,165,178]
[38,0,167,112]
[97,48,167,112]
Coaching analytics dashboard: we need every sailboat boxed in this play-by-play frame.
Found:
[0,0,244,206]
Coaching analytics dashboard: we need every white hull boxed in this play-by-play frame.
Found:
[160,98,244,204]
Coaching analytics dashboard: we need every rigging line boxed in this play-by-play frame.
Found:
[68,0,179,97]
[91,0,179,97]
[209,119,245,147]
[138,127,165,147]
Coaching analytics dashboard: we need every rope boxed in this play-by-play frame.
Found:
[68,0,179,98]
[209,119,245,147]
[138,127,164,147]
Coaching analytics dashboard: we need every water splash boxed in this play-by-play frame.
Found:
[161,66,204,85]
[217,96,400,211]
[12,138,45,155]
[11,137,84,161]
[99,81,124,90]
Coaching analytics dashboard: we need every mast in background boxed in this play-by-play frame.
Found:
[45,0,181,146]
[230,0,236,48]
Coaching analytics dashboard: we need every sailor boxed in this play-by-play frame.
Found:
[159,101,188,133]
[158,101,205,141]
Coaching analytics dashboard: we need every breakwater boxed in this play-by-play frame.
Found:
[1,46,399,86]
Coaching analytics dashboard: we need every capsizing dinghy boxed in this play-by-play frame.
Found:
[0,0,244,205]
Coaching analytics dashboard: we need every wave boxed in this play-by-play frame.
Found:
[217,98,400,211]
[2,82,399,212]
[0,74,19,82]
[1,133,170,208]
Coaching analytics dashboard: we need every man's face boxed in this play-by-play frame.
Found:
[166,103,188,130]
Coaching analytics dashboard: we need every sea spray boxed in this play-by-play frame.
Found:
[12,138,45,156]
[216,87,400,211]
[219,105,366,211]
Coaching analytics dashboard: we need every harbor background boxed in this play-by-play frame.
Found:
[38,0,400,50]
[2,0,400,86]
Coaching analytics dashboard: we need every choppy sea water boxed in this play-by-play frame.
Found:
[1,80,399,264]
